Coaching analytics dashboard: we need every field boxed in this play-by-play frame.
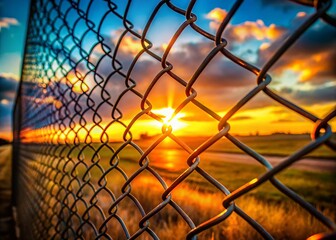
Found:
[94,156,336,239]
[0,145,15,240]
[153,133,336,158]
[62,134,336,239]
[5,134,336,239]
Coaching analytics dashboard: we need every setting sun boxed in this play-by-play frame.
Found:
[152,107,187,132]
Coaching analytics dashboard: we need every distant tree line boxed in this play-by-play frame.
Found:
[0,138,10,145]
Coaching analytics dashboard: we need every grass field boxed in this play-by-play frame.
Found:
[93,142,336,207]
[58,134,336,239]
[81,154,335,239]
[0,145,15,240]
[138,133,336,158]
[6,133,336,239]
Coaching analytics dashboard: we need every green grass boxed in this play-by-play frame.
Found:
[96,143,335,207]
[64,139,335,207]
[61,134,336,164]
[195,134,334,158]
[134,134,336,158]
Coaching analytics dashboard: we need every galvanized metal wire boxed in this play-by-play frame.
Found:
[13,0,336,239]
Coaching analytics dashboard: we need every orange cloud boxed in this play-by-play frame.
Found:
[296,12,306,18]
[0,99,9,105]
[206,8,285,42]
[289,52,332,82]
[0,72,19,81]
[120,35,144,54]
[259,42,271,51]
[206,8,228,30]
[0,17,19,29]
[229,20,285,42]
[258,24,336,85]
[0,72,19,100]
[112,30,146,55]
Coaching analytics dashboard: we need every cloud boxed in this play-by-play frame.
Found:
[0,102,12,123]
[167,41,254,87]
[100,29,261,113]
[0,92,13,139]
[0,72,19,82]
[296,12,306,18]
[230,116,252,121]
[17,17,332,133]
[112,30,145,56]
[119,40,261,113]
[108,30,150,65]
[271,109,288,115]
[271,118,301,123]
[80,36,261,118]
[205,8,286,44]
[0,99,9,105]
[205,8,228,30]
[258,24,336,84]
[225,20,286,43]
[0,17,19,29]
[0,73,19,100]
[103,35,289,114]
[279,84,336,105]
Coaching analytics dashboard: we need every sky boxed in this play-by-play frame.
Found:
[0,0,335,142]
[0,0,30,140]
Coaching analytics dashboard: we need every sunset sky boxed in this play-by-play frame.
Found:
[0,0,335,141]
[0,0,30,140]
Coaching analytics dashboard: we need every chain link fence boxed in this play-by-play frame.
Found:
[13,0,336,239]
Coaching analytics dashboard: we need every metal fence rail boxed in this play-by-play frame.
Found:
[13,0,336,239]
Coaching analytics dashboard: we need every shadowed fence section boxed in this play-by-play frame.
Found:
[13,0,336,239]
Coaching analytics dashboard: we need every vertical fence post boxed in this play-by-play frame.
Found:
[12,1,34,238]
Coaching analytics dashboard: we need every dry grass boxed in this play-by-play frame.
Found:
[60,142,336,239]
[76,173,334,240]
[0,145,15,240]
[11,143,335,239]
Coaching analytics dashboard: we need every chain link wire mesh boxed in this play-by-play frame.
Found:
[13,0,336,239]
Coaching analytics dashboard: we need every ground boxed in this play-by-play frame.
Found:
[0,145,15,240]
